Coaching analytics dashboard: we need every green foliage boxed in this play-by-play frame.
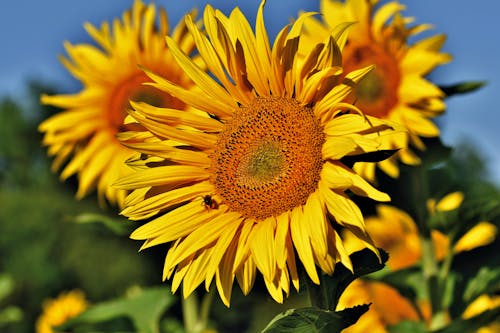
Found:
[0,275,22,327]
[60,286,178,333]
[463,267,500,304]
[434,307,500,333]
[388,320,427,333]
[0,86,161,332]
[261,305,369,333]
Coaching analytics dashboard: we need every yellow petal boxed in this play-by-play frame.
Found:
[436,191,464,212]
[290,206,319,284]
[454,222,497,253]
[249,218,277,282]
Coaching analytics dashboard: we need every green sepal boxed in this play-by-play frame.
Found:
[440,81,486,97]
[341,149,399,168]
[58,286,176,333]
[261,304,370,333]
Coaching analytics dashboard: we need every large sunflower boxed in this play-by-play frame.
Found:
[116,1,405,306]
[303,0,451,180]
[39,0,195,207]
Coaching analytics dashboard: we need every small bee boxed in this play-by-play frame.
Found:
[202,195,218,210]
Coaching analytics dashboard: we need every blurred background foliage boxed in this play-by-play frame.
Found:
[0,82,162,332]
[0,82,499,332]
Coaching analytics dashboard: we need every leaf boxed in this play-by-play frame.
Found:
[388,320,427,333]
[463,267,500,303]
[71,213,134,236]
[59,286,176,333]
[433,307,500,333]
[440,81,486,97]
[322,248,388,311]
[0,275,14,302]
[0,306,23,326]
[261,305,370,333]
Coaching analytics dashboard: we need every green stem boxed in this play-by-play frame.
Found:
[182,290,214,333]
[199,288,215,331]
[182,292,199,333]
[301,266,327,309]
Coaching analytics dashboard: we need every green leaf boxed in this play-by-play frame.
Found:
[60,286,176,333]
[0,306,23,326]
[71,213,134,236]
[442,272,457,310]
[440,81,486,97]
[0,275,14,302]
[388,320,427,333]
[321,248,388,311]
[433,307,500,333]
[261,305,370,333]
[463,267,500,303]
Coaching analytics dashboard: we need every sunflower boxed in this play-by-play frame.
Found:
[116,1,406,306]
[39,0,195,208]
[35,290,87,333]
[303,0,451,180]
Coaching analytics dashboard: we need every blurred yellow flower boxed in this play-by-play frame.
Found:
[116,1,404,306]
[39,0,195,208]
[344,192,497,269]
[303,0,451,181]
[341,191,498,331]
[338,280,420,333]
[35,290,87,333]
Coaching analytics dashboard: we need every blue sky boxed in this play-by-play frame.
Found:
[1,0,498,183]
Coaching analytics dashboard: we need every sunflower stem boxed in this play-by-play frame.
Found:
[182,292,199,333]
[182,290,213,333]
[199,288,214,331]
[301,266,327,309]
[306,278,327,309]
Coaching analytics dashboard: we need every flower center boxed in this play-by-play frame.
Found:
[343,43,400,118]
[210,97,325,220]
[109,71,184,131]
